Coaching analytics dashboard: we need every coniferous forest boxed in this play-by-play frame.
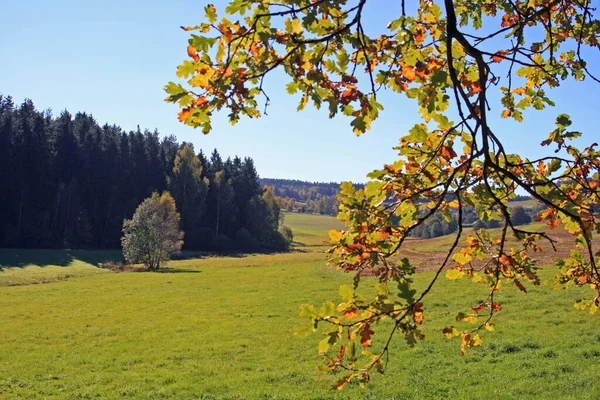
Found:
[0,94,288,251]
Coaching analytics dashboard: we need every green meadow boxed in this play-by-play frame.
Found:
[1,213,599,399]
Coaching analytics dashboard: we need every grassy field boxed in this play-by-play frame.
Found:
[506,199,538,209]
[1,213,599,399]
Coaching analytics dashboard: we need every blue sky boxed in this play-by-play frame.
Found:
[1,1,598,183]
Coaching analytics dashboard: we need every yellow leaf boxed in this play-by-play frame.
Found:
[329,229,343,242]
[318,337,330,353]
[446,268,465,280]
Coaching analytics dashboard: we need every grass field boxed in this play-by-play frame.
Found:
[506,199,538,209]
[1,213,599,399]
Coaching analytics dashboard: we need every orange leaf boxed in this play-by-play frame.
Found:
[443,326,457,338]
[461,333,470,355]
[249,42,259,57]
[414,311,424,324]
[499,254,514,267]
[414,26,425,44]
[501,14,517,27]
[401,65,416,82]
[336,345,346,362]
[537,161,547,175]
[187,45,200,61]
[492,50,508,63]
[441,146,457,160]
[222,66,234,78]
[193,96,209,107]
[360,324,374,348]
[343,308,359,320]
[471,303,486,313]
[178,107,193,123]
[466,236,479,247]
[341,86,358,104]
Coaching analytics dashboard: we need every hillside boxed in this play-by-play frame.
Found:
[260,178,361,216]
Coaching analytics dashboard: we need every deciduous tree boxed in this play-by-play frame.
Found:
[121,192,183,270]
[167,0,600,388]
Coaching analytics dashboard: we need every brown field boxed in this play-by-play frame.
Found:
[402,223,592,272]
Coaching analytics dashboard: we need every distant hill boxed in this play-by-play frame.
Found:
[261,178,364,216]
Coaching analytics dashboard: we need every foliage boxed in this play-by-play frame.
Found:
[121,192,184,270]
[167,0,600,388]
[168,144,210,240]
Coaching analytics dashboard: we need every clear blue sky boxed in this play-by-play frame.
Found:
[1,1,598,183]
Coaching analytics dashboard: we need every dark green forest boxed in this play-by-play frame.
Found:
[0,94,288,251]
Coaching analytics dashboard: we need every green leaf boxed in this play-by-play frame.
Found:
[176,61,197,79]
[165,82,188,97]
[189,35,217,53]
[286,81,299,94]
[299,304,317,318]
[351,115,368,135]
[548,159,562,173]
[556,114,572,128]
[408,124,428,141]
[285,18,302,35]
[204,4,217,23]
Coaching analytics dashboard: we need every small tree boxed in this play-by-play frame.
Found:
[512,206,532,226]
[121,192,183,270]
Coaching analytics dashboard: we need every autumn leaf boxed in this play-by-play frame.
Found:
[471,303,486,313]
[441,145,457,160]
[343,308,359,320]
[443,326,460,338]
[360,324,374,348]
[187,45,199,61]
[466,236,479,247]
[492,50,509,63]
[446,268,465,280]
[514,279,527,293]
[178,107,193,123]
[329,229,343,242]
[401,64,416,82]
[414,311,424,324]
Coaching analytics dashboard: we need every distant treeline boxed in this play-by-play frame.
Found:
[0,94,288,251]
[261,178,365,216]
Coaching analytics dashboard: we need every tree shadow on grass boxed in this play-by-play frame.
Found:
[154,268,203,274]
[0,248,124,270]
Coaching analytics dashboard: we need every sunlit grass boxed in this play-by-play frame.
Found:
[0,213,599,398]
